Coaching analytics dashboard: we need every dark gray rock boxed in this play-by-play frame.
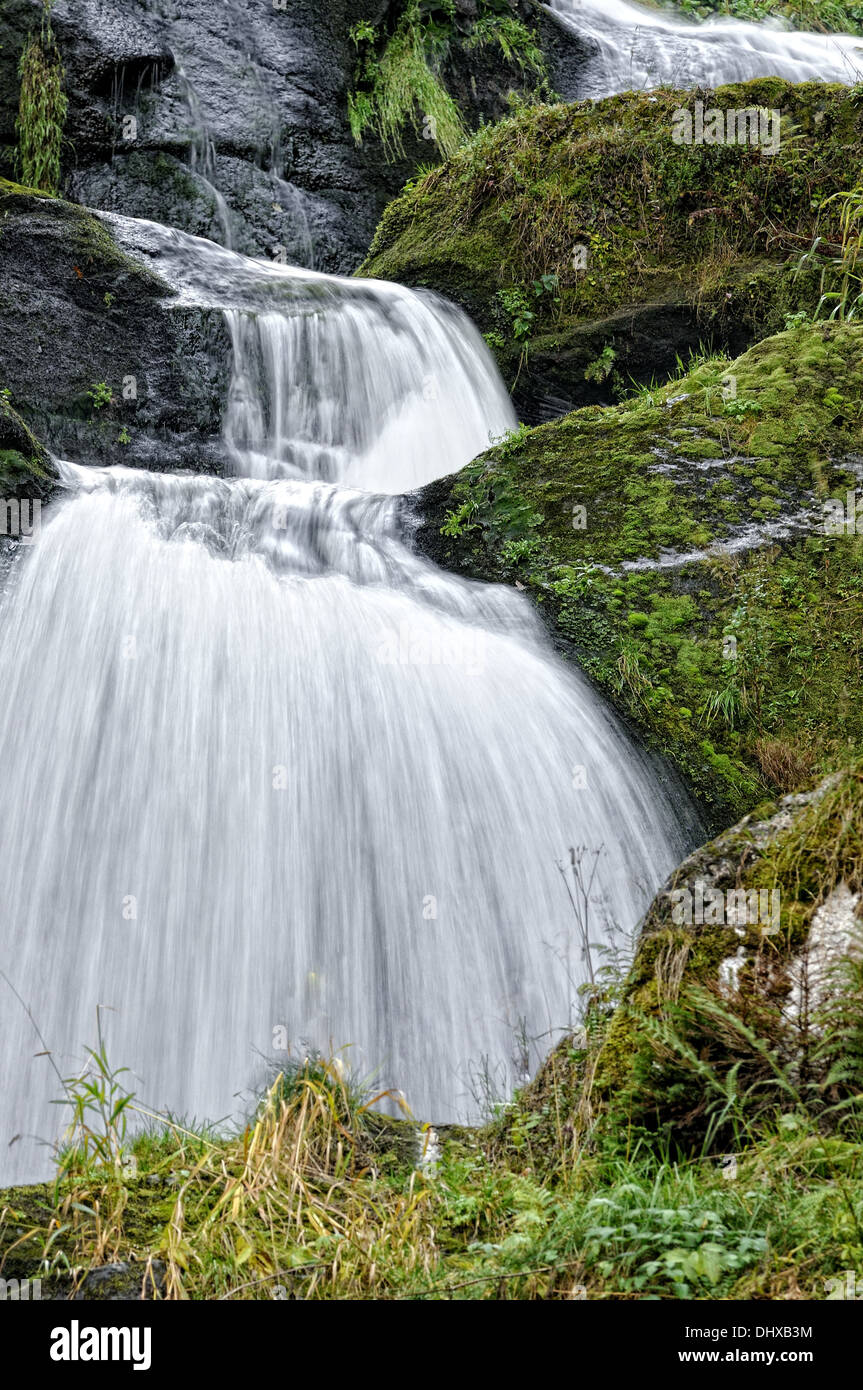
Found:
[0,186,232,473]
[67,1259,166,1300]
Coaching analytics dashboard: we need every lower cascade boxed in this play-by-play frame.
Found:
[0,227,693,1184]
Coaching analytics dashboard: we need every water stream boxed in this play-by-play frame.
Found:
[548,0,863,94]
[0,226,693,1182]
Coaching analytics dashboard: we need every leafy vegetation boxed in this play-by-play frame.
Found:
[14,2,67,196]
[347,1,548,160]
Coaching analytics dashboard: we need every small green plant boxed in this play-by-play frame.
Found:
[87,381,113,411]
[441,499,479,537]
[103,292,114,307]
[349,19,377,46]
[496,286,535,341]
[482,329,506,353]
[117,426,131,445]
[702,679,745,729]
[501,536,540,565]
[584,343,618,384]
[492,421,533,460]
[53,1011,136,1185]
[723,396,763,417]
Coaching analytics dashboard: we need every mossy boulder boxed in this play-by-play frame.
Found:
[591,766,863,1151]
[361,80,863,416]
[0,395,55,504]
[409,320,863,829]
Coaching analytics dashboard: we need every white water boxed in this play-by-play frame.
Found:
[549,0,863,95]
[0,226,693,1182]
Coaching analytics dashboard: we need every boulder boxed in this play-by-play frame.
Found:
[0,181,231,473]
[407,321,863,828]
[361,79,858,416]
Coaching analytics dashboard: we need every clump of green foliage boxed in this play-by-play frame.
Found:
[87,381,113,411]
[347,1,548,161]
[348,4,466,159]
[14,2,67,196]
[798,185,863,320]
[463,11,547,75]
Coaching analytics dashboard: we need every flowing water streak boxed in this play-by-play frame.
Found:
[174,64,236,248]
[0,225,694,1184]
[547,0,863,95]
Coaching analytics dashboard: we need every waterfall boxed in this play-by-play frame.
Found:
[0,224,694,1184]
[548,0,863,96]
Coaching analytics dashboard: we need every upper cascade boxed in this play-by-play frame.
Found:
[105,213,516,494]
[550,0,863,95]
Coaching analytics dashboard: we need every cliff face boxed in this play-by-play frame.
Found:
[0,0,588,273]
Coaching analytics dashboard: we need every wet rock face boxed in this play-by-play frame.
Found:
[0,187,232,474]
[0,0,589,274]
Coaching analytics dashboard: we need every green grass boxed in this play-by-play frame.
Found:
[1,987,859,1299]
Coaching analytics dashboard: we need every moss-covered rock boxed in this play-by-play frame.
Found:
[410,321,863,828]
[361,80,863,415]
[591,765,863,1150]
[0,395,55,504]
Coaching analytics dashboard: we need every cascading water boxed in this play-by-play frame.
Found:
[0,222,695,1184]
[548,0,863,95]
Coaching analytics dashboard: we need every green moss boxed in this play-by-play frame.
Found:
[361,81,863,387]
[0,175,56,199]
[417,321,863,828]
[0,181,168,294]
[0,396,54,498]
[582,764,863,1152]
